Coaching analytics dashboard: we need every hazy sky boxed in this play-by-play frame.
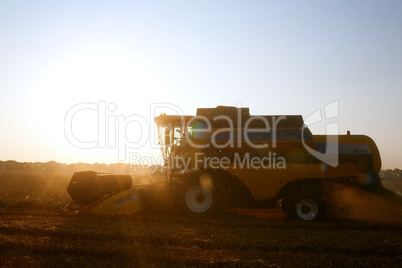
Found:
[1,0,401,169]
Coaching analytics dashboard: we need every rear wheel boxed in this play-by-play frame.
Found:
[286,193,325,221]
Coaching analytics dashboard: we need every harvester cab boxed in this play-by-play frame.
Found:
[154,114,194,168]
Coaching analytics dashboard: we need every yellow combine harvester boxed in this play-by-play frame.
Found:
[154,106,388,221]
[65,106,391,221]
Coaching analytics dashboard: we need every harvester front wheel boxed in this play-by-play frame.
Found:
[183,173,226,217]
[185,185,213,214]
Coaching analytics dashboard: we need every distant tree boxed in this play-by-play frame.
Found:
[32,162,45,171]
[4,160,22,171]
[22,162,34,171]
[91,163,108,172]
[44,160,59,171]
[380,169,402,180]
[108,162,130,174]
[68,162,91,172]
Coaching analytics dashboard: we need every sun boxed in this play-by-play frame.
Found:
[24,48,167,163]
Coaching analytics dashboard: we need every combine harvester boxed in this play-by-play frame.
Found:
[153,106,397,220]
[65,106,398,220]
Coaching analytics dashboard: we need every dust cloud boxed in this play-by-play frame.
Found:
[325,183,402,224]
[132,169,172,212]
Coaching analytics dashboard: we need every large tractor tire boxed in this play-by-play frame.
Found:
[285,192,326,221]
[182,172,227,217]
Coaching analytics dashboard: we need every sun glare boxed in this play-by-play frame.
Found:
[24,48,167,163]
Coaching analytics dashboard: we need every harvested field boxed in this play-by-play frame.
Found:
[0,171,402,267]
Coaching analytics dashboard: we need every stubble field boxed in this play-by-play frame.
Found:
[0,170,402,267]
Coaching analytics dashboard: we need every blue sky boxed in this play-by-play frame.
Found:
[0,0,401,168]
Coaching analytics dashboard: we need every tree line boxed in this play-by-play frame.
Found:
[0,160,161,174]
[379,169,401,180]
[0,160,400,179]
